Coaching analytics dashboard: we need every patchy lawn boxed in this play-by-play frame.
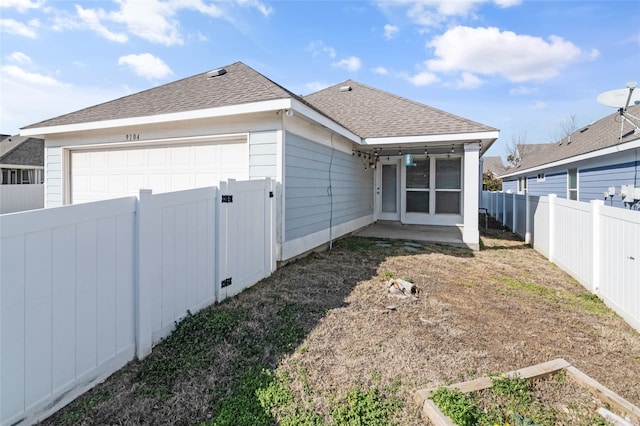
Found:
[40,228,640,425]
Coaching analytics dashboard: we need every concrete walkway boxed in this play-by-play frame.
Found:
[354,221,471,249]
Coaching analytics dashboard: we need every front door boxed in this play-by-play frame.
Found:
[376,160,400,220]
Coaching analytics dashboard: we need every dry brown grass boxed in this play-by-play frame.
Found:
[40,228,640,425]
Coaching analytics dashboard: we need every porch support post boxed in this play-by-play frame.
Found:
[463,143,481,249]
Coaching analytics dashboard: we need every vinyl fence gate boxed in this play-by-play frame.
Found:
[1,178,276,426]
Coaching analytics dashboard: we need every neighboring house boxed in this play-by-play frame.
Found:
[20,61,498,258]
[500,104,640,209]
[0,134,44,185]
[481,156,506,191]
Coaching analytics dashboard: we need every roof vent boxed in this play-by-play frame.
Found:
[207,68,227,78]
[339,85,352,92]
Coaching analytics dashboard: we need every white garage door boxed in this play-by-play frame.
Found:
[70,140,248,204]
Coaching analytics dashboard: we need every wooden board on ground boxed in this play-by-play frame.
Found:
[415,358,640,425]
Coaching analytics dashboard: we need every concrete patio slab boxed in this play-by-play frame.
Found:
[354,221,471,249]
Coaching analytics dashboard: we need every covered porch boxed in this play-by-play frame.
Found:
[354,221,477,250]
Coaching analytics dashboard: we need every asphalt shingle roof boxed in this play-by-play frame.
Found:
[303,80,497,139]
[0,135,44,166]
[22,62,497,142]
[22,62,300,130]
[502,104,640,176]
[482,156,507,176]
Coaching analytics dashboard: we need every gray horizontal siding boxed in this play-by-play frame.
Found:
[249,131,277,179]
[502,179,517,193]
[501,148,640,209]
[285,132,373,241]
[581,159,639,207]
[528,172,566,197]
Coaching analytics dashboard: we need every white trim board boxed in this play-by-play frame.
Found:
[501,139,640,178]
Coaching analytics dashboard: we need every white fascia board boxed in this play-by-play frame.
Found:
[20,98,293,137]
[0,164,44,169]
[288,99,361,143]
[362,130,499,145]
[500,138,640,178]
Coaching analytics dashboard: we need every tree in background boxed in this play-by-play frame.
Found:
[483,172,502,191]
[549,114,578,142]
[504,131,530,168]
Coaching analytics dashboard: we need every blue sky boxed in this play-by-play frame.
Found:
[1,0,638,159]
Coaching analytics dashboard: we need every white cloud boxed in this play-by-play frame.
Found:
[74,0,270,46]
[1,64,63,87]
[509,85,538,96]
[0,64,127,134]
[0,0,42,13]
[235,0,273,16]
[109,0,181,45]
[426,26,582,82]
[7,51,31,64]
[384,24,399,39]
[307,40,337,59]
[529,100,547,110]
[387,0,521,28]
[493,0,522,7]
[332,56,362,72]
[306,81,330,93]
[372,66,389,75]
[407,70,439,86]
[0,18,38,38]
[118,53,173,80]
[76,5,128,43]
[455,72,482,89]
[587,48,600,60]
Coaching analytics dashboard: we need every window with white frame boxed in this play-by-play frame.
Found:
[567,168,578,200]
[517,176,528,194]
[435,157,461,214]
[0,168,43,184]
[405,158,430,213]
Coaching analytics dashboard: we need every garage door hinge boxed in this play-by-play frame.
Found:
[221,195,233,203]
[221,277,232,288]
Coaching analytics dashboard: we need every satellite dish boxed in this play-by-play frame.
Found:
[597,82,640,110]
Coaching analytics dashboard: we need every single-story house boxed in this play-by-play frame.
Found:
[20,61,498,258]
[500,104,640,209]
[0,135,44,185]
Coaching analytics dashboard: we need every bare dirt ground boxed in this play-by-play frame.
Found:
[41,225,640,425]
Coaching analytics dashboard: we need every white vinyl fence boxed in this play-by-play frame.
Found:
[0,184,44,214]
[482,191,640,334]
[0,179,275,426]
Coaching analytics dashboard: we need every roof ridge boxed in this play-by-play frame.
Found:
[313,79,496,130]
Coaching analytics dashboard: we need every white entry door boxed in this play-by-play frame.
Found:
[376,159,400,221]
[70,139,248,204]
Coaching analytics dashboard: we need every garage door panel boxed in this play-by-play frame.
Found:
[195,145,217,165]
[71,139,248,203]
[89,151,107,168]
[108,176,126,194]
[108,150,127,167]
[170,146,191,165]
[127,150,146,167]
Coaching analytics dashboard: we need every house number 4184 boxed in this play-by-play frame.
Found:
[125,134,140,141]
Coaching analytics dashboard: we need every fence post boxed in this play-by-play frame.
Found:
[548,194,557,262]
[525,193,531,245]
[135,189,153,360]
[502,191,506,225]
[512,192,517,232]
[591,199,604,294]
